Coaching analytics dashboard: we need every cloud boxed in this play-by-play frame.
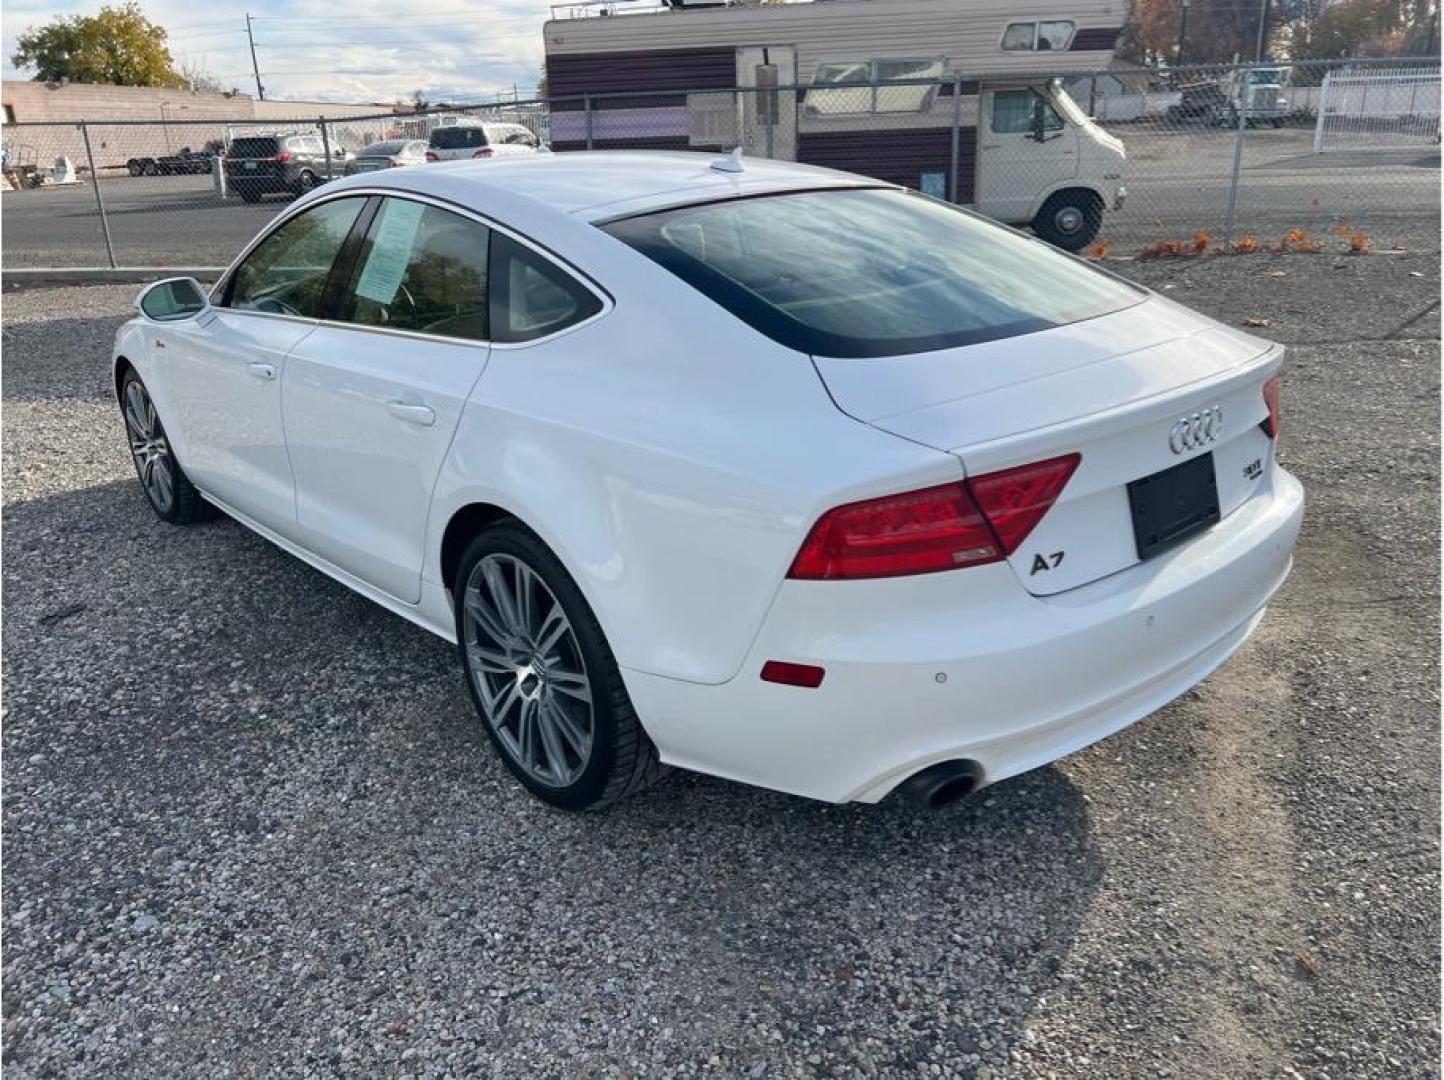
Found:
[3,0,553,103]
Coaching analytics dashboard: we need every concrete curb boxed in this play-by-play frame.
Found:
[4,267,226,288]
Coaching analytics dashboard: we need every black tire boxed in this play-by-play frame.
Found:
[1032,189,1103,252]
[454,521,666,810]
[293,170,318,195]
[126,159,143,177]
[119,368,207,525]
[142,159,159,176]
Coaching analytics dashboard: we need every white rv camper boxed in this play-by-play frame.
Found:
[543,0,1128,249]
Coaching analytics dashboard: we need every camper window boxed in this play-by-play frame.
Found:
[806,58,945,116]
[1001,20,1076,51]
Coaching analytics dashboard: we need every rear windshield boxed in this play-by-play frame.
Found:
[359,140,409,156]
[430,126,487,150]
[227,137,278,158]
[601,188,1144,358]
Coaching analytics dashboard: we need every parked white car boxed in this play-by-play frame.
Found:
[424,121,545,162]
[114,152,1303,810]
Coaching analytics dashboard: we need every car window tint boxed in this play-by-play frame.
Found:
[337,199,490,342]
[226,197,365,318]
[489,233,601,343]
[430,126,487,150]
[603,188,1142,359]
[228,137,277,159]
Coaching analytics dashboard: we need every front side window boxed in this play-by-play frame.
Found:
[992,90,1064,134]
[602,188,1142,359]
[336,198,490,341]
[489,233,602,343]
[225,196,365,318]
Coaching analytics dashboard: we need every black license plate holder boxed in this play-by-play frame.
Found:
[1128,453,1221,560]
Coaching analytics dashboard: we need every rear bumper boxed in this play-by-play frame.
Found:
[625,467,1303,803]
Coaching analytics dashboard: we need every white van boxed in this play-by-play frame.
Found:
[543,0,1129,249]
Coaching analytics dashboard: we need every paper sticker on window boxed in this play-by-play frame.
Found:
[355,199,425,304]
[919,171,946,199]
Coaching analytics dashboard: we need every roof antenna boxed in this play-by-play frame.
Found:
[710,147,745,173]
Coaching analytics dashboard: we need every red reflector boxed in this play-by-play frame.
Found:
[760,661,825,688]
[425,150,439,162]
[1261,375,1281,439]
[472,147,494,158]
[272,151,293,164]
[965,453,1081,556]
[788,482,1001,580]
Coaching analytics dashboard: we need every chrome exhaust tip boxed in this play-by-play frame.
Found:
[894,760,984,809]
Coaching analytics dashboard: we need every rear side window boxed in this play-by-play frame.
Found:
[489,233,602,343]
[336,198,490,342]
[602,188,1142,358]
[430,126,487,150]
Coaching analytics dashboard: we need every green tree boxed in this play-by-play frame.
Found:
[11,2,183,87]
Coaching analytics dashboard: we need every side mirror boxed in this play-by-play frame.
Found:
[1031,100,1048,142]
[136,277,209,322]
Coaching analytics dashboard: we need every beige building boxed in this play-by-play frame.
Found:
[2,80,399,170]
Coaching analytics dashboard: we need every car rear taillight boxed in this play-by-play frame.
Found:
[272,150,293,164]
[425,150,439,162]
[788,454,1080,581]
[1261,376,1281,439]
[964,454,1081,557]
[472,147,494,158]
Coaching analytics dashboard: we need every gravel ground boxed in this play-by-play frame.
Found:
[2,247,1439,1077]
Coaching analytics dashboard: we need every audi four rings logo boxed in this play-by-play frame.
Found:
[1168,407,1223,454]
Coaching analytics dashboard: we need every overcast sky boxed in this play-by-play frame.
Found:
[3,0,558,103]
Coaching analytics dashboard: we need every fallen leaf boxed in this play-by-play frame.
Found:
[1267,271,1288,278]
[1241,316,1271,327]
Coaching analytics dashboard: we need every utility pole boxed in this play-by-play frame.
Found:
[1255,0,1271,61]
[246,13,265,101]
[1176,0,1191,66]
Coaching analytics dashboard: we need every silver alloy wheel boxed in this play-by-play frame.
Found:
[462,553,594,787]
[1053,204,1085,235]
[123,380,175,514]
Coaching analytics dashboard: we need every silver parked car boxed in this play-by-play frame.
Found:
[344,139,429,175]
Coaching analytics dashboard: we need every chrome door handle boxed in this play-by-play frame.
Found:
[247,362,276,380]
[387,400,436,426]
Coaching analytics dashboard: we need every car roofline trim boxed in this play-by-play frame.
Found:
[587,182,899,227]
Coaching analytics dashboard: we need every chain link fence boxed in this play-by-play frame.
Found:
[2,58,1437,270]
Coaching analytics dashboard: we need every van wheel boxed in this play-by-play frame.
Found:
[126,159,143,177]
[455,522,667,810]
[1032,190,1103,252]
